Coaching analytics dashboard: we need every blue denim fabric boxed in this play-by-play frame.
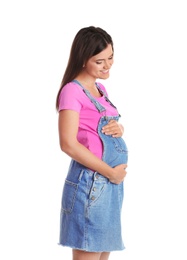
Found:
[58,81,128,252]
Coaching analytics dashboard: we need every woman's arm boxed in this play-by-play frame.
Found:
[58,110,127,184]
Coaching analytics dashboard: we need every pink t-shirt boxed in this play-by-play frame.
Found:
[58,81,119,159]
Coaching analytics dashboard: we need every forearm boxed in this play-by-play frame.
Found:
[61,141,115,179]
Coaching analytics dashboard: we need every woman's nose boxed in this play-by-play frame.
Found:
[103,60,111,69]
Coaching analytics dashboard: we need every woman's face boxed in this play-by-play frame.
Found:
[84,44,114,80]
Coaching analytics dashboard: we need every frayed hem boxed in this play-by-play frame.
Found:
[58,242,125,252]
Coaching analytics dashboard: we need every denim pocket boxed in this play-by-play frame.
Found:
[61,180,78,213]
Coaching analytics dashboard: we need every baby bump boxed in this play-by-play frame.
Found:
[101,135,128,167]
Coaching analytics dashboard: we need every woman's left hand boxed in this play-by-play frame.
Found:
[101,120,124,137]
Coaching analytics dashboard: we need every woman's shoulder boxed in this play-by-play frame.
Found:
[62,81,83,94]
[58,81,86,112]
[59,81,88,102]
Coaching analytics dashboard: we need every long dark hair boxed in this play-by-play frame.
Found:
[56,26,114,110]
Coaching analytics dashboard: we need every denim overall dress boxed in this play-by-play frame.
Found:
[59,80,128,252]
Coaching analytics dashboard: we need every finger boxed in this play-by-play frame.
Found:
[111,133,121,137]
[124,165,128,170]
[102,125,115,132]
[106,119,116,125]
[102,120,118,129]
[102,125,121,135]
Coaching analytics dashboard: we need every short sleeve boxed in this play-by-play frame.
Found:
[58,82,83,112]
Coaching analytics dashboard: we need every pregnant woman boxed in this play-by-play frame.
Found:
[56,26,128,260]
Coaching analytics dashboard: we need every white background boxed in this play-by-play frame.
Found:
[0,0,187,259]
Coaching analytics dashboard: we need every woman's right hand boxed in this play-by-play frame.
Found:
[109,164,128,184]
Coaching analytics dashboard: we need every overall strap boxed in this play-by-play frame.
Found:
[95,83,118,110]
[72,79,106,113]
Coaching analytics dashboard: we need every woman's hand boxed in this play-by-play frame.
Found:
[109,164,128,184]
[101,120,124,137]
